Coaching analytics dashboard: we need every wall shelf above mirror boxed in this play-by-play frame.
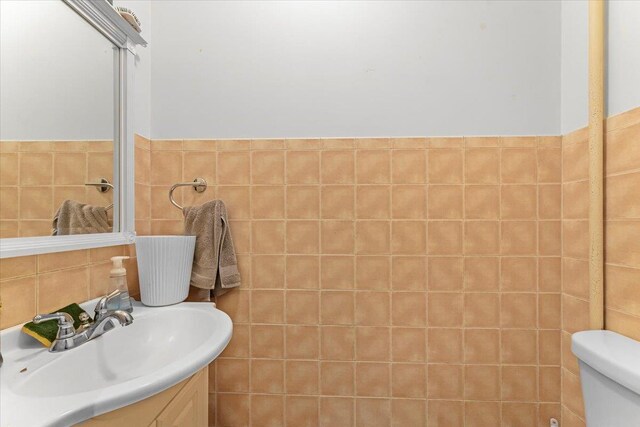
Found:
[64,0,147,49]
[0,0,146,259]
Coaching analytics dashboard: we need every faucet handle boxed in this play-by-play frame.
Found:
[33,312,76,339]
[94,289,121,320]
[95,289,120,309]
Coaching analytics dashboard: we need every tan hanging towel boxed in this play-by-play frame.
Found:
[183,200,241,300]
[52,199,111,235]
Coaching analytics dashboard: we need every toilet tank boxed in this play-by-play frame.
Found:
[572,330,640,427]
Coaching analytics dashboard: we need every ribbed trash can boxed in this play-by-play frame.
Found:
[135,236,196,306]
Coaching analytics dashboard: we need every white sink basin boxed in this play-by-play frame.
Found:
[0,299,232,427]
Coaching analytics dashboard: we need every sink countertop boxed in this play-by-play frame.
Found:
[0,299,232,427]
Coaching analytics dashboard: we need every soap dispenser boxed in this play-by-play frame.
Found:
[107,256,134,313]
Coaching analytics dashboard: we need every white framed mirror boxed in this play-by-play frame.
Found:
[0,0,146,258]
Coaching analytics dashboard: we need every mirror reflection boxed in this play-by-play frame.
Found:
[0,0,118,237]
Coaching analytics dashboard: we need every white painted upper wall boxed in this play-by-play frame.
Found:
[3,1,637,140]
[607,0,640,118]
[561,0,640,133]
[0,0,115,141]
[560,0,588,134]
[149,0,562,139]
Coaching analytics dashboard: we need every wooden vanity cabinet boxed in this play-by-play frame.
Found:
[77,366,208,427]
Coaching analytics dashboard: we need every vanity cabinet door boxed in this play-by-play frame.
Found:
[156,368,208,427]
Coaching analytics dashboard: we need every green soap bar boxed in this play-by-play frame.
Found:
[21,303,91,347]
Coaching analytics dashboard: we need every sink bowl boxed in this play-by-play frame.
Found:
[0,299,232,427]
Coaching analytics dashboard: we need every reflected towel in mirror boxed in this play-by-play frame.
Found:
[52,200,111,235]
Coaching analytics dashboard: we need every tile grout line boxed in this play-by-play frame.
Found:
[351,147,357,426]
[279,143,288,427]
[536,137,541,408]
[497,137,504,423]
[311,145,321,426]
[461,138,467,426]
[386,145,392,421]
[423,145,430,423]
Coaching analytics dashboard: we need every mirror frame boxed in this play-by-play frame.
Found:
[0,0,147,258]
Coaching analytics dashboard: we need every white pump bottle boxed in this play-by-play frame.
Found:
[107,256,134,312]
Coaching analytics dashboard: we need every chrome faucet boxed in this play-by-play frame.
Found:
[94,289,133,321]
[32,290,134,353]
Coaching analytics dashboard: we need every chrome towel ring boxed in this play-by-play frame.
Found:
[169,178,207,210]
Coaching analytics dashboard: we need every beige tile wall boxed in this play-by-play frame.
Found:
[603,108,640,338]
[0,140,114,237]
[7,111,638,425]
[148,136,562,427]
[0,245,139,329]
[135,135,151,235]
[0,135,149,336]
[560,126,590,427]
[560,106,640,427]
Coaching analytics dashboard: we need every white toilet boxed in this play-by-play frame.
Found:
[572,330,640,426]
